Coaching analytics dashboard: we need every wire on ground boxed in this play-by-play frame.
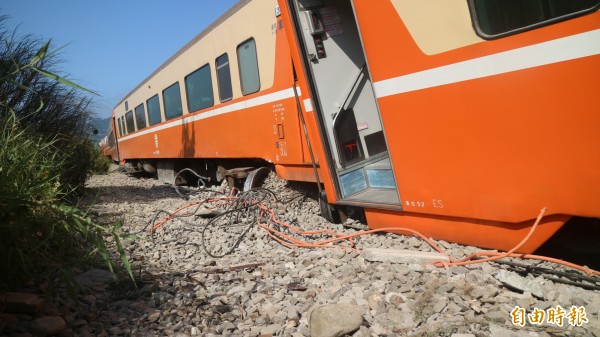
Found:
[145,171,600,281]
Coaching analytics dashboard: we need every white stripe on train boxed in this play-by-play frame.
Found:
[119,87,297,142]
[373,29,600,98]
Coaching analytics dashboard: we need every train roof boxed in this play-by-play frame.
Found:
[115,0,250,109]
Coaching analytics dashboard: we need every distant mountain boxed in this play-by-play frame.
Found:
[89,117,111,143]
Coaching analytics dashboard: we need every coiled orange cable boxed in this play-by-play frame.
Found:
[154,196,600,277]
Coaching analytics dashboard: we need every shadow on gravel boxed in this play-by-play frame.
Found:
[70,268,251,336]
[86,184,180,204]
[285,181,319,201]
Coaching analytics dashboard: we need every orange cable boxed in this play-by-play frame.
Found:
[151,196,236,231]
[158,195,600,277]
[257,203,600,277]
[427,207,547,268]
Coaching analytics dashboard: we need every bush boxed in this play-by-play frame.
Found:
[0,113,132,291]
[89,144,112,175]
[59,139,103,192]
[0,115,73,288]
[0,18,132,291]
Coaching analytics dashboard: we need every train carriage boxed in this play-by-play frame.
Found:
[109,0,600,253]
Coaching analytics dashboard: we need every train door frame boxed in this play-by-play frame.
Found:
[281,0,402,209]
[112,115,121,163]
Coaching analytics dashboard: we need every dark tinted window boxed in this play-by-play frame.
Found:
[470,0,600,38]
[216,53,233,102]
[147,94,162,126]
[237,38,260,95]
[125,110,135,133]
[185,64,214,112]
[134,103,147,130]
[108,130,115,147]
[117,117,123,137]
[121,118,126,135]
[163,82,183,120]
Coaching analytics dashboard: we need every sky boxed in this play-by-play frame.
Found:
[2,1,239,119]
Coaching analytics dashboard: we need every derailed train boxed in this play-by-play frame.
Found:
[103,0,600,253]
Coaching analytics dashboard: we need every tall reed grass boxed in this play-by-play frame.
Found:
[0,17,133,291]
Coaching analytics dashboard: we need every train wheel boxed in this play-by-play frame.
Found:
[123,162,138,174]
[243,167,270,191]
[319,190,342,224]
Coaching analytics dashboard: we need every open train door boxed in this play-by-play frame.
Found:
[279,0,402,208]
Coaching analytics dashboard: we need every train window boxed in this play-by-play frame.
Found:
[163,82,183,120]
[469,0,600,38]
[125,110,135,133]
[117,117,123,137]
[147,94,162,126]
[121,117,126,135]
[237,38,260,95]
[134,103,147,130]
[185,64,214,112]
[108,130,115,147]
[216,53,233,102]
[120,118,126,136]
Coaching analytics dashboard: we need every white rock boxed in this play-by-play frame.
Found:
[309,304,363,337]
[495,270,544,299]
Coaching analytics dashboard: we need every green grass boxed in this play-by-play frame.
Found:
[0,115,134,290]
[90,147,112,175]
[0,19,133,291]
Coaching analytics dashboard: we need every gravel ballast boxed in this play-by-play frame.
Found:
[2,168,598,337]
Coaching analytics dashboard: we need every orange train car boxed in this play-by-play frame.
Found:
[99,128,118,162]
[99,130,116,160]
[98,136,109,158]
[108,0,600,253]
